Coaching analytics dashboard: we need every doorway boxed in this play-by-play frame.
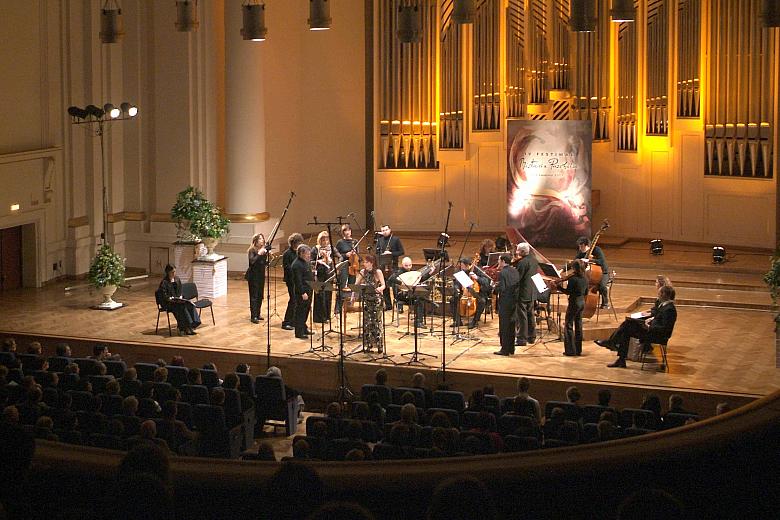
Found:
[0,226,23,291]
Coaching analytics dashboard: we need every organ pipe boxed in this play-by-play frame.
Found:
[646,0,668,135]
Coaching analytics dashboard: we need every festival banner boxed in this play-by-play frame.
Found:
[507,120,592,247]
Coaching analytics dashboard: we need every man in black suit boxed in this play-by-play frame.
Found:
[575,236,609,309]
[281,233,303,331]
[607,285,677,368]
[376,224,405,310]
[514,243,539,346]
[291,244,315,340]
[494,254,520,356]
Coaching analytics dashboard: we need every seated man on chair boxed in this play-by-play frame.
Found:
[156,264,201,335]
[605,285,677,368]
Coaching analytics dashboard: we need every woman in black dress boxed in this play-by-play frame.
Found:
[562,259,588,356]
[354,254,386,353]
[156,264,201,335]
[245,233,269,323]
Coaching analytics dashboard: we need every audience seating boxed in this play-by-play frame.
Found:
[181,384,210,405]
[133,362,158,382]
[619,408,658,430]
[47,356,71,373]
[165,365,189,387]
[74,358,100,377]
[582,405,616,424]
[361,384,392,407]
[103,360,127,378]
[88,375,114,394]
[193,404,242,458]
[201,369,220,388]
[662,412,699,429]
[392,386,426,408]
[544,401,582,422]
[255,375,299,436]
[432,390,466,413]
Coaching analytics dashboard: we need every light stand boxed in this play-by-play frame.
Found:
[264,191,295,368]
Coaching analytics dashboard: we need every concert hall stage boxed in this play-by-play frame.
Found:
[1,237,777,412]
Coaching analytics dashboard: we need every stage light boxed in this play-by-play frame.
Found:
[397,4,421,43]
[241,1,267,41]
[10,204,20,212]
[103,104,121,119]
[650,239,664,255]
[763,0,780,27]
[610,0,636,23]
[175,0,200,32]
[120,102,138,118]
[308,0,331,31]
[452,0,475,24]
[712,246,726,264]
[570,0,597,32]
[99,0,124,44]
[68,106,88,120]
[85,104,105,119]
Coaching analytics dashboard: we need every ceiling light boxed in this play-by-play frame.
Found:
[308,0,331,31]
[175,0,200,32]
[99,0,124,43]
[452,0,475,24]
[570,0,597,32]
[397,3,421,43]
[610,0,636,23]
[241,2,267,41]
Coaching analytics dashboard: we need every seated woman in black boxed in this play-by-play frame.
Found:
[156,264,201,335]
[606,284,677,368]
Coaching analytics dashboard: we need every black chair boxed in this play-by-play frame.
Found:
[89,433,126,451]
[483,394,501,415]
[458,431,496,455]
[619,408,659,430]
[152,382,176,403]
[69,390,95,412]
[73,358,100,377]
[361,384,392,407]
[424,407,460,428]
[193,404,242,458]
[133,363,158,382]
[392,387,427,408]
[625,426,654,437]
[498,413,526,437]
[164,366,189,388]
[47,356,72,373]
[176,401,194,429]
[201,369,220,388]
[181,282,215,326]
[432,390,466,414]
[120,379,142,398]
[88,375,114,395]
[386,404,402,423]
[103,360,127,379]
[255,375,300,436]
[0,351,18,368]
[544,401,582,423]
[17,353,42,373]
[237,373,255,396]
[662,412,699,429]
[100,394,124,416]
[641,341,670,372]
[582,405,618,425]
[117,415,142,437]
[155,289,176,336]
[224,387,255,450]
[181,384,210,405]
[581,422,600,443]
[305,415,341,439]
[504,435,540,452]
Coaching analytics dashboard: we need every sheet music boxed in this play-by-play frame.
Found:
[630,312,645,319]
[453,270,474,288]
[531,273,548,293]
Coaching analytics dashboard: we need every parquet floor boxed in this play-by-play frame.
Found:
[1,240,777,397]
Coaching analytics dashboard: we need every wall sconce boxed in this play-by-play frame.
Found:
[570,0,597,32]
[452,0,475,24]
[308,0,331,31]
[650,239,663,255]
[241,1,267,41]
[712,246,726,264]
[175,0,199,32]
[763,0,780,27]
[100,0,124,44]
[397,3,421,43]
[610,0,636,23]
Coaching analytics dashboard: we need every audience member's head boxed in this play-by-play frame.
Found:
[186,367,201,385]
[566,386,581,404]
[482,384,495,396]
[353,402,369,420]
[427,476,496,520]
[211,387,225,406]
[153,367,168,383]
[161,400,177,420]
[169,355,185,367]
[139,420,157,440]
[265,462,324,520]
[309,420,328,438]
[429,411,451,429]
[597,388,612,407]
[155,358,167,367]
[118,443,170,483]
[641,394,662,418]
[1,337,17,353]
[400,403,418,425]
[549,407,565,423]
[266,366,282,378]
[597,420,615,441]
[475,411,495,432]
[223,373,239,390]
[96,361,107,376]
[293,438,311,459]
[411,372,426,388]
[517,376,531,394]
[105,379,121,396]
[122,367,137,382]
[93,344,110,360]
[345,420,363,440]
[55,343,72,357]
[616,487,685,520]
[256,442,276,462]
[122,396,139,416]
[469,389,484,409]
[325,402,342,418]
[309,502,375,520]
[236,363,250,374]
[668,394,684,411]
[374,369,388,386]
[27,341,43,355]
[202,362,217,371]
[343,449,365,462]
[400,391,416,405]
[715,402,732,415]
[2,405,20,425]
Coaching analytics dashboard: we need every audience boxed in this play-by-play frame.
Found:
[514,376,542,423]
[427,476,497,520]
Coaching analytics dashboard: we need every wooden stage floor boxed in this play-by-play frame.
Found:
[1,239,777,400]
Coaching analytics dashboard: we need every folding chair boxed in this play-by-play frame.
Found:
[181,282,215,326]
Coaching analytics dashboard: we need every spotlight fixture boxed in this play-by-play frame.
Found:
[452,0,475,24]
[103,104,121,119]
[570,0,597,32]
[610,0,636,23]
[68,103,138,123]
[175,0,200,32]
[241,1,267,41]
[712,246,726,264]
[650,239,664,255]
[120,102,138,118]
[85,104,106,119]
[308,0,331,31]
[397,3,421,43]
[99,0,125,44]
[763,0,780,27]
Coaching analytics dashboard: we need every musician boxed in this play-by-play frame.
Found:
[452,257,491,329]
[335,224,357,314]
[596,275,672,349]
[575,236,609,309]
[291,244,315,340]
[387,257,428,328]
[311,230,336,324]
[514,243,539,346]
[245,233,269,324]
[281,233,303,331]
[376,225,405,311]
[355,254,386,353]
[606,285,677,368]
[156,264,201,335]
[561,259,588,356]
[478,239,496,267]
[494,254,520,356]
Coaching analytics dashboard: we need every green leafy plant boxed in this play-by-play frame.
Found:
[170,186,230,240]
[763,246,780,304]
[88,244,126,288]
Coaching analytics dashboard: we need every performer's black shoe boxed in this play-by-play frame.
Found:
[528,336,536,343]
[256,315,264,321]
[600,303,610,309]
[295,334,308,340]
[251,318,260,324]
[514,339,527,346]
[281,324,295,330]
[305,330,315,336]
[607,358,626,368]
[595,339,611,348]
[563,352,576,356]
[493,350,511,356]
[186,328,197,335]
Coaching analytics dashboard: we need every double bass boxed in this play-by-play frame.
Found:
[566,219,609,319]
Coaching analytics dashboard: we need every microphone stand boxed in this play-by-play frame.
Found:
[265,191,295,368]
[438,202,453,381]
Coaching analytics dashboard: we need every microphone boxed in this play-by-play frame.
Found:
[291,191,296,197]
[347,212,356,218]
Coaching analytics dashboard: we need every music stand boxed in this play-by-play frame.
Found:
[398,285,436,366]
[291,281,337,359]
[423,248,449,262]
[267,253,283,320]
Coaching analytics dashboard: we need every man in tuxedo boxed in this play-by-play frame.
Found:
[575,236,609,309]
[376,224,405,310]
[291,245,315,340]
[281,233,303,331]
[606,285,677,368]
[514,243,539,346]
[494,254,520,356]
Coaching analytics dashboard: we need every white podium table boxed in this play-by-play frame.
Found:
[192,256,228,298]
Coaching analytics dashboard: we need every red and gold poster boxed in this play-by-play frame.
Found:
[507,120,592,247]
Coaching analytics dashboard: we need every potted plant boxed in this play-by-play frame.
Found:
[189,202,230,259]
[88,244,126,309]
[170,186,208,242]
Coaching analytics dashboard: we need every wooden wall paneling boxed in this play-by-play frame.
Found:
[703,191,773,246]
[650,150,672,235]
[617,167,642,236]
[476,144,503,230]
[679,133,705,240]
